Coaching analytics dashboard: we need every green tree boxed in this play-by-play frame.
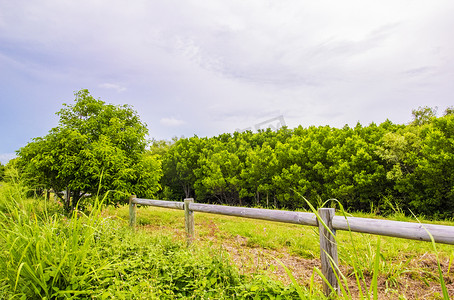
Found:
[240,142,278,207]
[157,108,453,217]
[149,138,176,157]
[161,136,205,199]
[17,89,161,210]
[411,106,437,126]
[405,115,454,217]
[194,139,242,205]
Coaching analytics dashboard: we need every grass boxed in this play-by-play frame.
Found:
[109,204,454,260]
[107,204,454,299]
[0,183,316,299]
[1,176,453,298]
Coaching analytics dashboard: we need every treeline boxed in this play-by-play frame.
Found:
[157,107,454,218]
[6,89,453,218]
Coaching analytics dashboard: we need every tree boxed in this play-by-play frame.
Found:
[194,139,242,205]
[161,136,205,199]
[240,142,278,207]
[404,115,454,217]
[156,108,453,217]
[149,138,175,157]
[17,89,161,210]
[411,106,437,126]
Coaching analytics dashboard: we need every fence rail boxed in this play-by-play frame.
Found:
[128,196,454,296]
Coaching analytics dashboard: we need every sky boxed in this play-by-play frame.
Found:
[1,0,453,164]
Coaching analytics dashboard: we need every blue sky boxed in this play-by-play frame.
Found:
[1,0,454,164]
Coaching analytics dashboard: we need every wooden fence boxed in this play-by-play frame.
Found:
[128,195,454,297]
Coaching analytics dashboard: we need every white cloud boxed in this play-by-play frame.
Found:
[0,0,453,149]
[99,83,127,92]
[0,153,16,165]
[160,117,185,127]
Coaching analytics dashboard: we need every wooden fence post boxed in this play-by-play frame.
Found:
[129,195,137,229]
[318,208,339,297]
[184,198,194,246]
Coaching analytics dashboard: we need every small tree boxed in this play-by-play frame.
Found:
[18,89,161,210]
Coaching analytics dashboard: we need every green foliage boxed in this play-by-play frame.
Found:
[444,106,454,116]
[411,106,437,126]
[17,89,161,209]
[377,114,454,217]
[161,107,454,218]
[149,138,175,157]
[161,136,206,199]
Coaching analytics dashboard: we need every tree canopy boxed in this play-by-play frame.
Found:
[17,90,162,210]
[159,109,454,218]
[15,96,453,219]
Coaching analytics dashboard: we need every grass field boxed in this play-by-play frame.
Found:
[0,181,453,299]
[107,204,454,299]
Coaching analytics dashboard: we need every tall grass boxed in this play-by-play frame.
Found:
[300,196,452,300]
[1,168,450,299]
[0,179,313,299]
[0,179,113,298]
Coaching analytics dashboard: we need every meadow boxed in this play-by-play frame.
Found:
[113,204,454,299]
[0,180,453,299]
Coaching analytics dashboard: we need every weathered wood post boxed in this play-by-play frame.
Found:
[129,195,137,229]
[318,208,339,297]
[184,198,195,246]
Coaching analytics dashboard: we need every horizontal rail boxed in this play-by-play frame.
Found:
[189,203,318,226]
[332,216,454,245]
[133,198,184,210]
[131,198,454,245]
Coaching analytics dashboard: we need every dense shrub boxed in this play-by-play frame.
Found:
[160,113,454,218]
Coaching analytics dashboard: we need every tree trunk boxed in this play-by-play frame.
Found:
[73,189,81,209]
[183,184,190,198]
[53,187,64,202]
[65,187,71,212]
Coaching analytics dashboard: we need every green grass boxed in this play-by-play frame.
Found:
[110,204,454,260]
[108,204,454,298]
[1,177,453,299]
[0,183,317,299]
